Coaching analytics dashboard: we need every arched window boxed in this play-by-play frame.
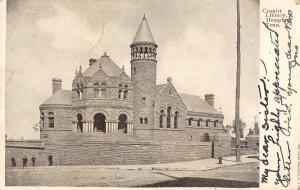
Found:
[123,85,128,99]
[214,120,218,127]
[174,111,179,128]
[101,83,106,98]
[40,112,45,128]
[159,110,164,128]
[124,90,128,99]
[118,84,122,99]
[197,119,202,127]
[206,119,210,127]
[118,90,122,99]
[80,84,84,99]
[167,107,171,128]
[188,118,193,126]
[48,112,54,128]
[94,83,99,97]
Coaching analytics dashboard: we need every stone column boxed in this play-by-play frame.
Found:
[105,121,109,133]
[170,115,174,128]
[127,123,133,134]
[113,122,118,133]
[82,122,85,133]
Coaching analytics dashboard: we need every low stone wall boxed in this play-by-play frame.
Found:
[5,140,45,167]
[6,139,231,167]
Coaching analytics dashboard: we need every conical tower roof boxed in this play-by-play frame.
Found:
[132,15,156,45]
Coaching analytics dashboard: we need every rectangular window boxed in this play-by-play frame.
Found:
[140,118,143,124]
[188,118,192,126]
[49,117,54,128]
[204,133,210,142]
[144,118,148,124]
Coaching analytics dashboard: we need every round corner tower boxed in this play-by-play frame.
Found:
[130,15,157,128]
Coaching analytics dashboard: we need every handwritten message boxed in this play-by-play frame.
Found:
[259,9,299,188]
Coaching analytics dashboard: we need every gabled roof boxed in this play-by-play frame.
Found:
[41,90,72,106]
[82,53,125,78]
[132,15,156,45]
[155,84,166,96]
[179,93,221,115]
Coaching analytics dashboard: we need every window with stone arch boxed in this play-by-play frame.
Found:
[123,85,128,99]
[159,110,164,128]
[214,120,218,127]
[167,106,172,128]
[94,83,99,97]
[76,84,81,99]
[206,119,210,127]
[48,112,54,128]
[188,118,193,126]
[174,111,179,128]
[118,84,123,99]
[101,82,107,98]
[197,119,202,127]
[80,84,84,99]
[40,112,45,128]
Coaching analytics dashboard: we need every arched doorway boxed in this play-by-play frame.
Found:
[77,114,83,133]
[118,114,127,133]
[94,113,106,132]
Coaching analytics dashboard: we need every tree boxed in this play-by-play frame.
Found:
[247,128,255,136]
[223,125,232,133]
[232,119,246,138]
[254,121,259,135]
[32,122,40,132]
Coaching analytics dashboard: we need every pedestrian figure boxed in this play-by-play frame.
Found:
[22,155,28,168]
[31,156,36,167]
[11,157,16,167]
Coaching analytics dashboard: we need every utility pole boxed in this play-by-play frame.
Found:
[235,0,241,162]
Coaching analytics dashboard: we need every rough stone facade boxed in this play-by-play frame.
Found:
[5,15,231,167]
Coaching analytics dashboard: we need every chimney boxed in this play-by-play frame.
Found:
[52,78,62,94]
[89,58,97,66]
[205,94,214,107]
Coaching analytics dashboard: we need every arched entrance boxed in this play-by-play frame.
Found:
[118,114,127,133]
[77,114,83,133]
[94,113,106,132]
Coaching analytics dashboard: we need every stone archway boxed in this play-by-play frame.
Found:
[118,114,127,133]
[94,113,106,132]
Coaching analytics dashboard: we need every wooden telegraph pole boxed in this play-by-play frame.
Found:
[235,0,241,162]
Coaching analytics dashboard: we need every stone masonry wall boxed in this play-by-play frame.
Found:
[5,139,231,167]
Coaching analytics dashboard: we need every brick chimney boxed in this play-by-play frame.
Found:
[205,94,214,107]
[52,78,62,94]
[89,58,97,66]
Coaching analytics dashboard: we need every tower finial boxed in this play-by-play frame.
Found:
[122,65,125,71]
[79,65,82,72]
[75,69,77,75]
[143,14,146,20]
[99,62,102,69]
[102,52,108,57]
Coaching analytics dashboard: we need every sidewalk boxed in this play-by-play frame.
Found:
[102,154,258,171]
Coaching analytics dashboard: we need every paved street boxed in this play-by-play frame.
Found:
[6,155,259,187]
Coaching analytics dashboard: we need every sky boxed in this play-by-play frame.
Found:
[5,0,259,139]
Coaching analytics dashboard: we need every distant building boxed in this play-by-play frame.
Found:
[6,16,231,167]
